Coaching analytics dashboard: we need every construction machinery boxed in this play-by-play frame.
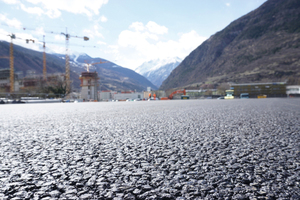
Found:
[160,89,188,100]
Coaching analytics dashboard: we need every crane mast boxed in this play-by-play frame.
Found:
[43,35,46,81]
[61,28,89,96]
[9,34,15,93]
[65,33,70,94]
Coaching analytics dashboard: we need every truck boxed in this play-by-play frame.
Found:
[224,90,234,99]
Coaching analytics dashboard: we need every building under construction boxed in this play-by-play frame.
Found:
[0,68,20,92]
[230,82,287,98]
[0,69,65,95]
[79,72,99,101]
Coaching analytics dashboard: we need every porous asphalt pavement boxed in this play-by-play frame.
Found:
[0,98,299,200]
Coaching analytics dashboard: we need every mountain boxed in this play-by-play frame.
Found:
[0,41,157,91]
[135,57,182,87]
[160,0,300,90]
[66,53,158,91]
[0,41,81,88]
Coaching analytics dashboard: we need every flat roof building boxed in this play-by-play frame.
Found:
[286,85,300,97]
[230,82,287,98]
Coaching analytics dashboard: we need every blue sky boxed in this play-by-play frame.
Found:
[0,0,267,70]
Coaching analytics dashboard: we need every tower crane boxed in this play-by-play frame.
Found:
[8,34,15,93]
[61,28,89,95]
[2,26,90,94]
[43,35,46,81]
[4,34,35,93]
[84,60,107,72]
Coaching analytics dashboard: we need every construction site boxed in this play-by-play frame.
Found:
[0,30,193,103]
[0,31,295,103]
[0,29,90,100]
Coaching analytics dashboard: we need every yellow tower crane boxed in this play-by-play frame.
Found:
[61,28,89,95]
[84,60,107,72]
[8,34,15,93]
[43,35,46,81]
[4,34,35,93]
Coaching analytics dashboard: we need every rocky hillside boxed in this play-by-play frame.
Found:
[160,0,300,90]
[0,41,157,91]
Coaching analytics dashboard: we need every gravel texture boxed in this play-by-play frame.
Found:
[0,98,299,200]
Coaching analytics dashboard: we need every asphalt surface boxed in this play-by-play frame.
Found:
[0,98,299,200]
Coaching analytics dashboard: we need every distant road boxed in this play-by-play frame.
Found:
[0,99,299,199]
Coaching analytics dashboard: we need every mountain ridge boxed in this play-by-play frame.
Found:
[0,41,157,92]
[160,0,300,90]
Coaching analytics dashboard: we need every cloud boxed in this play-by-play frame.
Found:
[226,3,230,7]
[20,3,44,16]
[129,22,145,32]
[44,7,61,18]
[0,14,22,29]
[35,27,45,35]
[54,35,65,41]
[83,24,104,39]
[0,28,9,41]
[2,0,109,18]
[113,22,207,69]
[178,30,206,51]
[118,30,158,48]
[0,29,40,51]
[146,21,168,35]
[25,0,108,18]
[97,41,106,45]
[46,43,65,54]
[100,15,107,22]
[1,0,20,4]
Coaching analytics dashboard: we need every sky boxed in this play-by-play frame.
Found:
[0,0,267,70]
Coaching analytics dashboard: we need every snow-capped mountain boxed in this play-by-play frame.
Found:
[50,51,158,91]
[135,57,182,87]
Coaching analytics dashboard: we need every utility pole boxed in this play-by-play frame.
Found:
[61,28,89,95]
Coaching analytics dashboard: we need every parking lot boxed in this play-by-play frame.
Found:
[0,98,299,199]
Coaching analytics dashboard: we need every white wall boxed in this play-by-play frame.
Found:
[114,92,143,100]
[99,91,113,100]
[287,85,300,95]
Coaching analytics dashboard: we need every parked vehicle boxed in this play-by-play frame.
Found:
[224,90,234,99]
[240,93,249,99]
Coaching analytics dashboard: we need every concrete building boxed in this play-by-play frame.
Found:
[79,72,99,101]
[286,85,300,97]
[0,68,21,92]
[114,91,143,101]
[230,82,287,98]
[99,90,115,101]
